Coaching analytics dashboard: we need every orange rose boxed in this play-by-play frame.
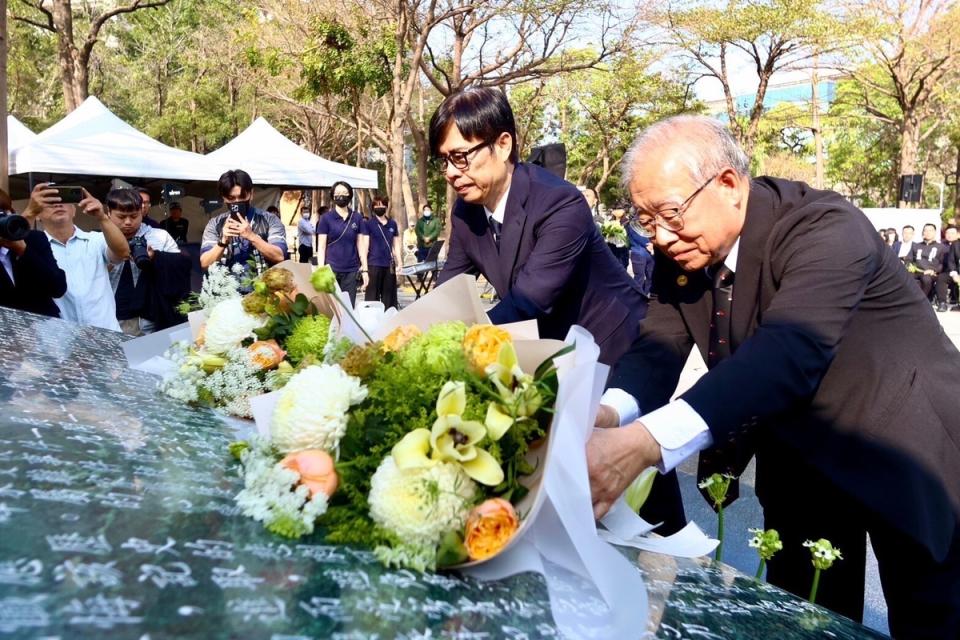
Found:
[247,340,286,370]
[280,449,338,498]
[464,498,519,561]
[463,325,512,374]
[382,324,422,353]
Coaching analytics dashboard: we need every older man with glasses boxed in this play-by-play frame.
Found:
[430,87,647,369]
[588,115,960,638]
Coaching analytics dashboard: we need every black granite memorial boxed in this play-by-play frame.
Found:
[0,307,887,638]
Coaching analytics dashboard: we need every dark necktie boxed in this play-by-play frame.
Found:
[488,216,502,249]
[697,263,744,510]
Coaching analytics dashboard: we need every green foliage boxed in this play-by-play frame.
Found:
[297,16,395,102]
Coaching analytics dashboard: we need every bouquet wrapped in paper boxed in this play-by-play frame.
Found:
[151,261,344,418]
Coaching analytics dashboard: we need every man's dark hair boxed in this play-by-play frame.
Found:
[136,186,151,199]
[422,203,431,211]
[903,225,914,232]
[330,181,354,202]
[218,169,254,199]
[266,205,279,214]
[429,87,518,164]
[106,188,143,213]
[924,223,937,231]
[946,225,958,233]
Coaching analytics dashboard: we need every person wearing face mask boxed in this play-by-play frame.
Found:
[297,208,315,264]
[200,169,287,277]
[362,195,401,309]
[316,181,366,305]
[415,204,441,261]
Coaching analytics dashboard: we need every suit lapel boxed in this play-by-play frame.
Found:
[497,164,529,289]
[730,180,777,352]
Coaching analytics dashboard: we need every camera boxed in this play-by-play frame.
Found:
[128,236,151,270]
[0,210,30,242]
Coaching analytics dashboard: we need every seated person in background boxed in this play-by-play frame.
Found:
[200,169,287,278]
[0,186,66,317]
[904,222,944,299]
[161,202,189,245]
[106,189,191,336]
[938,225,960,312]
[135,187,161,229]
[897,224,914,262]
[33,183,130,331]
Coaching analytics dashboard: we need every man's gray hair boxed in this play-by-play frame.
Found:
[621,115,750,191]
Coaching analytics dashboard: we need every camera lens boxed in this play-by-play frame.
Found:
[0,213,30,241]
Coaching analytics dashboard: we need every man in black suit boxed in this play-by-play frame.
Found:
[0,188,66,317]
[586,116,960,637]
[905,222,945,300]
[934,224,958,311]
[431,87,647,366]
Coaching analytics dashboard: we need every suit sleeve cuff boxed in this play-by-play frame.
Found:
[600,388,639,426]
[641,399,713,473]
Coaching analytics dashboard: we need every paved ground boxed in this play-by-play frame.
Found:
[401,280,960,636]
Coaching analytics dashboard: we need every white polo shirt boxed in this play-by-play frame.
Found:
[46,227,122,331]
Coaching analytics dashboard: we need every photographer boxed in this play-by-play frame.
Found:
[0,187,66,317]
[106,189,190,336]
[200,169,287,276]
[31,183,130,331]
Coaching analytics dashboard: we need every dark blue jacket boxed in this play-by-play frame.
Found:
[439,163,646,365]
[0,230,66,318]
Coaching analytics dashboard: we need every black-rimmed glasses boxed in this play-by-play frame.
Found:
[646,173,719,232]
[435,141,492,172]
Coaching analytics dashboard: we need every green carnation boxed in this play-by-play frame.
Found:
[394,321,468,375]
[285,315,332,364]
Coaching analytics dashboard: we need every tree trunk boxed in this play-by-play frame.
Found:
[811,62,824,189]
[52,0,81,111]
[898,115,921,207]
[401,161,417,226]
[407,115,429,210]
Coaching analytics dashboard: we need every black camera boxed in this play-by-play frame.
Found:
[0,210,30,242]
[128,236,151,270]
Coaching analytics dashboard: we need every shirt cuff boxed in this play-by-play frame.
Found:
[640,399,713,473]
[600,388,639,426]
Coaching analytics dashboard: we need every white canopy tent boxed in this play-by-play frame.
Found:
[9,96,211,181]
[206,117,378,189]
[8,115,37,154]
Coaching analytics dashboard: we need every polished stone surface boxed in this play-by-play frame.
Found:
[0,307,887,638]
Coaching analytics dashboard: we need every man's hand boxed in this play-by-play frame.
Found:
[924,269,936,276]
[586,421,662,520]
[234,216,256,241]
[361,271,370,289]
[595,404,621,429]
[0,238,27,256]
[23,183,60,219]
[78,188,105,219]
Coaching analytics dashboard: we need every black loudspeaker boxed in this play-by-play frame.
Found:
[527,143,567,179]
[899,174,924,203]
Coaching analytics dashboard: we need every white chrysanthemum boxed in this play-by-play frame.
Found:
[203,297,265,354]
[270,365,368,454]
[368,456,477,548]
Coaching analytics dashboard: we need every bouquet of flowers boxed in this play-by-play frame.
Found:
[230,272,568,571]
[600,221,628,247]
[158,261,341,418]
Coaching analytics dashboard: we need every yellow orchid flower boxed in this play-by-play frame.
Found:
[392,428,435,469]
[484,402,515,441]
[484,342,542,422]
[428,381,504,486]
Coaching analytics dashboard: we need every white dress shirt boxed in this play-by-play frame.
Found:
[46,227,122,331]
[0,247,14,285]
[600,238,742,473]
[483,185,511,224]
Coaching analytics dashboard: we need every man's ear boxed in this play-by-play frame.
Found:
[495,132,514,161]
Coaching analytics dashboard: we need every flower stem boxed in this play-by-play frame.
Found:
[334,297,375,344]
[755,558,766,580]
[809,567,821,604]
[714,505,724,563]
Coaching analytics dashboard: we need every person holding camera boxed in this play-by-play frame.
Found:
[200,169,287,277]
[0,187,67,318]
[105,189,190,336]
[25,182,130,331]
[316,181,365,306]
[363,195,401,309]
